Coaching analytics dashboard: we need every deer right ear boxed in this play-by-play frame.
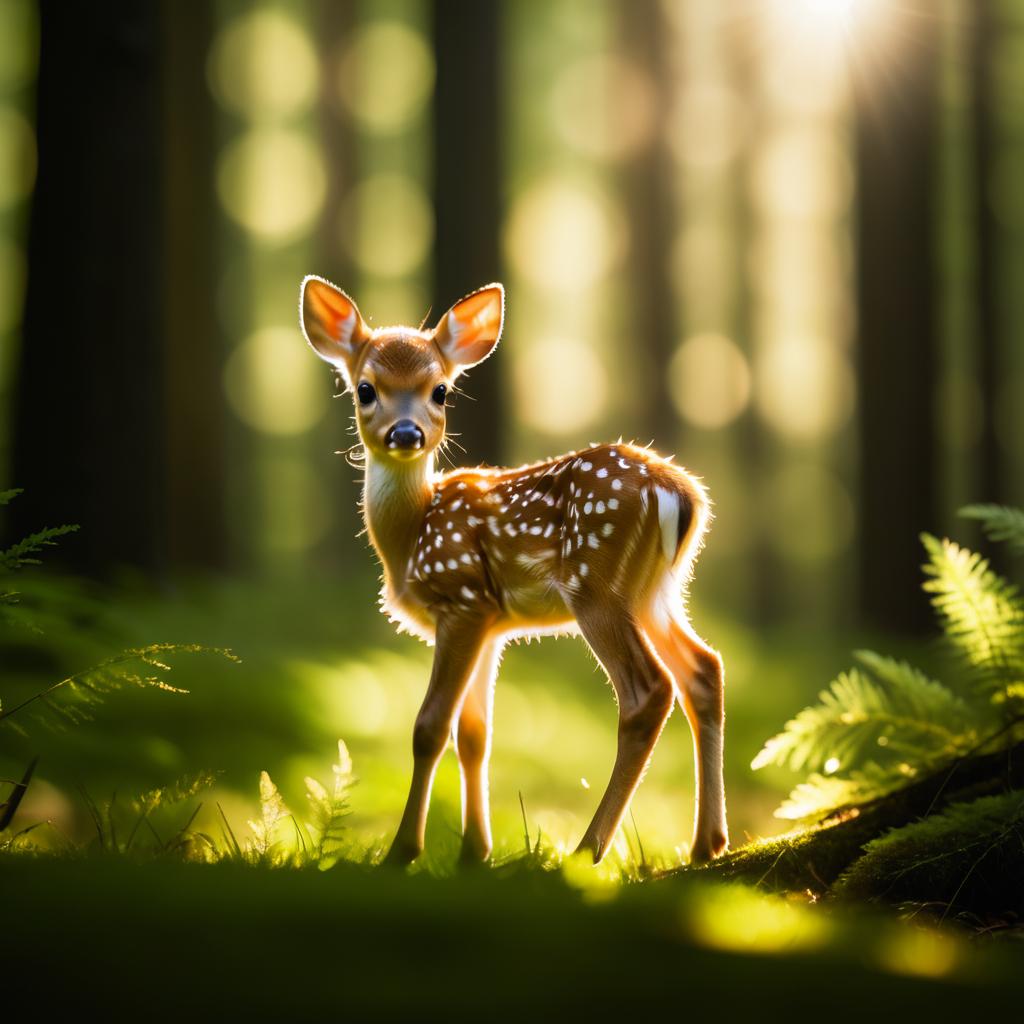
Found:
[299,275,369,384]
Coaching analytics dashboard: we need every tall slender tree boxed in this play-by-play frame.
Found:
[11,2,166,575]
[161,0,225,570]
[853,3,942,632]
[431,0,503,467]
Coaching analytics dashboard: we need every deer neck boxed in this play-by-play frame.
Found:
[363,451,435,586]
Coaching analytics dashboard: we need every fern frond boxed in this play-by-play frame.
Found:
[0,489,23,506]
[247,770,291,864]
[0,643,239,727]
[305,740,355,865]
[751,655,977,775]
[921,533,1024,694]
[0,523,80,571]
[960,504,1024,554]
[776,762,915,821]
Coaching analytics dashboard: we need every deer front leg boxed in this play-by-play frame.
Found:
[384,614,495,866]
[454,637,503,864]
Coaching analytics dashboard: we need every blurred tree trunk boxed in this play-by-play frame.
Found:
[620,0,677,452]
[431,0,503,467]
[11,2,165,575]
[312,0,362,567]
[969,0,1002,514]
[161,0,225,571]
[853,4,941,633]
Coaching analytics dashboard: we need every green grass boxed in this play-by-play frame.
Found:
[2,567,861,868]
[4,855,1021,1017]
[4,570,1022,1011]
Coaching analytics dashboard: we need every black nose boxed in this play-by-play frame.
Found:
[385,419,425,451]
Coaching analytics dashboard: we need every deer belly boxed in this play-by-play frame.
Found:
[500,575,575,633]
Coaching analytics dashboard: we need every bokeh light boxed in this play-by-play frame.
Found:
[0,240,26,333]
[208,9,318,121]
[755,335,855,441]
[0,107,36,209]
[337,20,435,135]
[505,176,625,292]
[261,453,331,554]
[549,53,656,161]
[356,280,431,331]
[668,84,745,169]
[341,173,434,278]
[752,130,852,223]
[765,463,856,562]
[669,333,752,430]
[224,326,328,436]
[0,0,37,92]
[217,128,326,242]
[514,336,609,436]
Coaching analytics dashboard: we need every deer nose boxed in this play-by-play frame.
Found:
[385,419,425,451]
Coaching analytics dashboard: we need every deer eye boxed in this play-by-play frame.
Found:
[357,382,376,405]
[432,383,448,406]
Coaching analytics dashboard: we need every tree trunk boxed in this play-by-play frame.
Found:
[160,0,225,571]
[854,3,941,633]
[431,0,503,467]
[11,2,165,575]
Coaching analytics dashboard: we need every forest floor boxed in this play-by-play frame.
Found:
[2,571,1019,1014]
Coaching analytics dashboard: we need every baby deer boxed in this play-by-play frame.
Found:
[300,277,727,866]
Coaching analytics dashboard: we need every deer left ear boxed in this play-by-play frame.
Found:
[433,283,504,375]
[299,275,369,385]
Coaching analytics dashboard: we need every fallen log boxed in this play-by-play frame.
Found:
[681,735,1024,894]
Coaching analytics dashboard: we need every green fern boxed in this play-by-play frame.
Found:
[0,643,239,731]
[756,509,1024,824]
[775,762,913,822]
[304,739,354,865]
[752,654,979,776]
[960,504,1024,554]
[921,533,1024,697]
[247,770,292,865]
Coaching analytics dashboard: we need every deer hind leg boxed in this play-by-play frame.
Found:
[644,604,728,863]
[572,598,676,864]
[384,614,494,867]
[454,637,503,864]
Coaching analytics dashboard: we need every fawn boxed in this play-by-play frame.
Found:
[299,277,728,866]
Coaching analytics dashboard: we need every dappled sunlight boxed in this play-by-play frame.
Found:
[687,885,832,955]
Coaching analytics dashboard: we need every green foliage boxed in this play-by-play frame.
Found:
[0,643,238,733]
[0,488,79,614]
[835,789,1024,913]
[921,533,1024,698]
[754,507,1024,823]
[960,503,1024,554]
[753,653,980,775]
[242,741,357,868]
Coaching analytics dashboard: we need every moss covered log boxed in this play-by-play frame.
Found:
[683,736,1024,895]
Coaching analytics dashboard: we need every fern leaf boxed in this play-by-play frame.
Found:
[0,489,23,506]
[776,762,914,822]
[0,523,80,572]
[305,740,355,864]
[247,770,291,863]
[751,656,977,775]
[921,533,1024,694]
[0,643,238,728]
[960,504,1024,554]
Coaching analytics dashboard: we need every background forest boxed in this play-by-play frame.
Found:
[2,0,1024,1014]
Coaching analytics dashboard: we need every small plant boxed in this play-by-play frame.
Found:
[0,490,237,833]
[242,740,356,868]
[753,505,1024,823]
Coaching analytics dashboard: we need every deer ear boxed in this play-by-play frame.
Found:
[299,275,369,383]
[433,283,504,375]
